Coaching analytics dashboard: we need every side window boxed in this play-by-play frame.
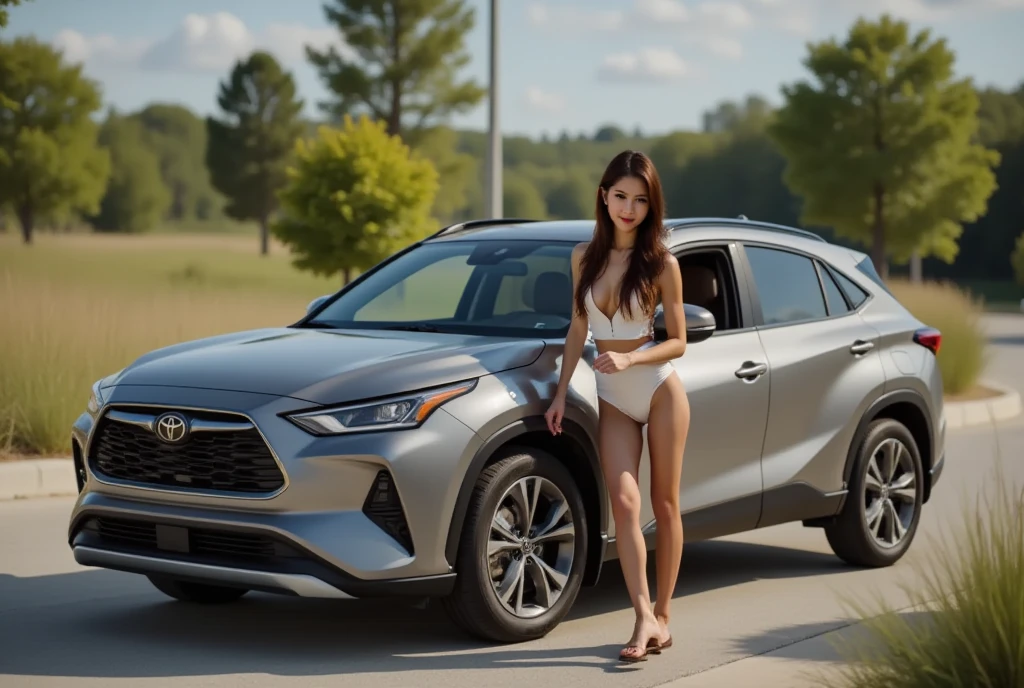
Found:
[676,247,741,331]
[745,245,828,325]
[817,262,851,315]
[855,256,892,295]
[830,266,870,309]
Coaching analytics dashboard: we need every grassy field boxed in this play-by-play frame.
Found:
[0,231,338,457]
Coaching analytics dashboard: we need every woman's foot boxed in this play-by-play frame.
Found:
[619,615,665,662]
[654,614,673,651]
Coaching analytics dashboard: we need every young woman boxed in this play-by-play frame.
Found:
[544,150,691,663]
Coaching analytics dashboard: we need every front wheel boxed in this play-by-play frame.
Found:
[825,418,925,567]
[442,446,588,643]
[147,575,249,604]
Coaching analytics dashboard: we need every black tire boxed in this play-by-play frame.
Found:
[441,445,589,643]
[825,418,925,567]
[147,575,250,604]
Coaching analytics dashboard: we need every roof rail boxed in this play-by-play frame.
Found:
[428,217,541,240]
[669,216,827,243]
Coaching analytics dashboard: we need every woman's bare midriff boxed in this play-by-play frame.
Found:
[593,336,653,356]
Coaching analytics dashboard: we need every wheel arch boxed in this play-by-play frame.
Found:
[443,416,609,587]
[841,389,936,504]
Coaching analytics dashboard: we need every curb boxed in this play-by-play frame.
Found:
[0,384,1020,502]
[0,458,77,501]
[943,380,1022,430]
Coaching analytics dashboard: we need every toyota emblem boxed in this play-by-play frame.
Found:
[154,412,189,444]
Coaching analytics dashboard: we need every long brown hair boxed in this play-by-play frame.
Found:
[574,150,669,320]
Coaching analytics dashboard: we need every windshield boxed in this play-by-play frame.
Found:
[305,239,577,337]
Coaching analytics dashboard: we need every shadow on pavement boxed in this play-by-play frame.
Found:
[989,335,1024,347]
[725,609,936,665]
[0,538,854,679]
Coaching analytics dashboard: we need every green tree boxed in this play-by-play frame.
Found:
[272,115,439,284]
[503,170,547,219]
[133,103,222,221]
[411,124,476,223]
[0,0,26,28]
[545,167,594,220]
[89,114,170,233]
[206,51,305,255]
[0,37,110,244]
[1012,231,1024,286]
[768,15,1000,277]
[306,0,486,139]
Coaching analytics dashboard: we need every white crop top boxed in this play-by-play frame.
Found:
[585,287,654,340]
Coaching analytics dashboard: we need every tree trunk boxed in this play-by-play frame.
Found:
[910,250,922,284]
[388,6,402,136]
[343,267,352,285]
[871,182,887,280]
[259,213,269,256]
[17,203,33,245]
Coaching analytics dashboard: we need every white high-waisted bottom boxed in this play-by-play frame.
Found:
[594,340,676,425]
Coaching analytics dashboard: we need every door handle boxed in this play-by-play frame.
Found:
[735,361,768,380]
[850,340,875,355]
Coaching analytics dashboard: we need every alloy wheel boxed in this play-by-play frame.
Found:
[862,437,918,549]
[486,475,576,619]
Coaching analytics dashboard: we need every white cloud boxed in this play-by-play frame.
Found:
[52,29,149,68]
[262,23,352,65]
[140,12,254,72]
[702,35,745,60]
[525,2,625,32]
[51,12,352,74]
[599,47,690,82]
[695,1,753,29]
[525,86,567,113]
[635,0,689,24]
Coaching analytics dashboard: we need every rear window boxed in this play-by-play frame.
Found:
[855,256,891,295]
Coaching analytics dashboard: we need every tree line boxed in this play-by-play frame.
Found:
[1,0,1022,287]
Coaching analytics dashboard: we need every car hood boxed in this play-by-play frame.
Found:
[105,327,545,405]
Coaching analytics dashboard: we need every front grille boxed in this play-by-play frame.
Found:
[82,516,296,562]
[88,407,285,494]
[362,470,414,554]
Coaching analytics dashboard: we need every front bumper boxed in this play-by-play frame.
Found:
[68,384,483,596]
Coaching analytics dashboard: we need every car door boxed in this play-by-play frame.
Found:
[647,242,771,540]
[738,242,887,522]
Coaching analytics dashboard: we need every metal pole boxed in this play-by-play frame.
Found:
[487,0,502,218]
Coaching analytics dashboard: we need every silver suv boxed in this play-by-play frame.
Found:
[67,217,946,643]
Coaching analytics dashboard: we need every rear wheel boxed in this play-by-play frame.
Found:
[442,445,588,643]
[825,418,924,567]
[147,575,250,604]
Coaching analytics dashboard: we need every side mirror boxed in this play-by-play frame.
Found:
[653,304,716,343]
[306,295,331,316]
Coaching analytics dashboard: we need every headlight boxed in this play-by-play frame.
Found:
[87,381,104,414]
[285,379,477,436]
[87,369,123,415]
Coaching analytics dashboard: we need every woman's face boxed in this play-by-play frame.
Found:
[603,175,650,236]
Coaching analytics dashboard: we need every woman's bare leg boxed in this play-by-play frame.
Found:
[598,398,662,660]
[647,371,690,640]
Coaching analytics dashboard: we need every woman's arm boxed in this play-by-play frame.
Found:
[554,242,590,399]
[628,252,687,365]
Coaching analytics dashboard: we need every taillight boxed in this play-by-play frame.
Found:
[913,327,941,355]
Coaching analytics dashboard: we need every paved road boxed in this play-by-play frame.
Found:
[2,313,1023,688]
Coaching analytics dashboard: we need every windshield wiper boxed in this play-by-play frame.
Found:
[293,321,338,329]
[380,324,442,332]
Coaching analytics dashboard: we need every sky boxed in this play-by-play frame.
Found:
[5,0,1024,139]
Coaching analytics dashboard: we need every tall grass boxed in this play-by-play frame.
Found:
[0,233,336,456]
[889,278,989,395]
[820,457,1024,687]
